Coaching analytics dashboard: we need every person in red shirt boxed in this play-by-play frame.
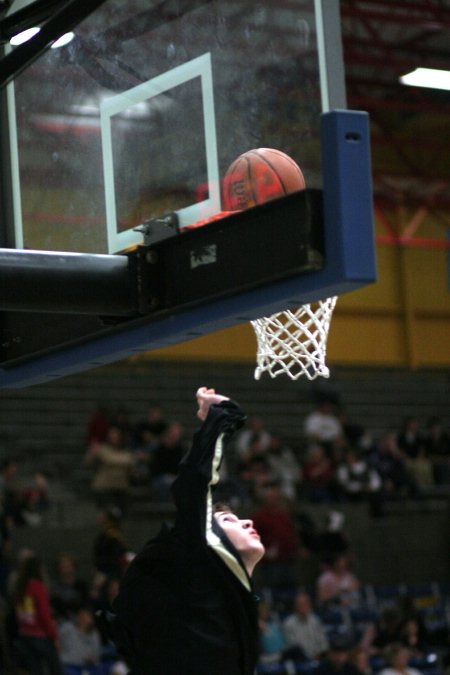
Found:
[12,554,62,675]
[252,479,300,589]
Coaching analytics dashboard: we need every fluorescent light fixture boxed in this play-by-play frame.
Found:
[10,26,40,46]
[400,67,450,91]
[51,32,75,49]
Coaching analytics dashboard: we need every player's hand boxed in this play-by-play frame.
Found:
[196,387,230,421]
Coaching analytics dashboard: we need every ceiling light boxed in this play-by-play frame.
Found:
[51,32,75,49]
[400,67,450,91]
[10,26,40,46]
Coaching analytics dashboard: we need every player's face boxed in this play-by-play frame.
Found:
[214,511,265,563]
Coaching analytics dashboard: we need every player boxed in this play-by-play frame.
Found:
[105,387,265,675]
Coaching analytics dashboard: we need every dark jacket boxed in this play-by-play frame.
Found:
[109,400,259,675]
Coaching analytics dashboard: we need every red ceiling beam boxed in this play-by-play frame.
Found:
[347,94,450,115]
[376,234,450,250]
[341,4,450,29]
[343,47,450,73]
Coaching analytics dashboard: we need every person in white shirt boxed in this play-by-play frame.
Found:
[379,644,422,675]
[282,590,329,660]
[304,401,343,457]
[58,606,102,667]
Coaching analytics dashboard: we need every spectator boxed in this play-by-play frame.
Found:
[252,480,300,589]
[50,553,89,620]
[133,403,167,447]
[93,506,129,578]
[397,418,424,461]
[316,554,360,608]
[424,416,450,486]
[313,511,351,565]
[111,405,133,447]
[302,444,336,503]
[21,472,51,528]
[369,433,420,500]
[282,590,330,660]
[304,398,344,458]
[379,644,422,675]
[86,424,134,513]
[258,599,288,663]
[337,407,370,450]
[336,447,383,517]
[236,414,273,461]
[349,646,373,675]
[266,434,302,501]
[317,638,361,675]
[0,459,24,526]
[58,606,102,668]
[12,554,62,675]
[363,606,405,653]
[150,421,187,501]
[91,574,121,615]
[0,510,13,597]
[86,404,111,450]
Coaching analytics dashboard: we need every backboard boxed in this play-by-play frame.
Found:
[0,0,376,386]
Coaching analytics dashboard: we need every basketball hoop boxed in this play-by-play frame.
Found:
[251,296,338,381]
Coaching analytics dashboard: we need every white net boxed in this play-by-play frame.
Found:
[251,296,338,381]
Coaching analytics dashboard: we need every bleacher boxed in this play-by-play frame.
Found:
[256,581,450,675]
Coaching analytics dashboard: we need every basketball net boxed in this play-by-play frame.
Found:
[251,296,338,381]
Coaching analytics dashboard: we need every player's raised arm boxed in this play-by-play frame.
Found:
[171,387,246,542]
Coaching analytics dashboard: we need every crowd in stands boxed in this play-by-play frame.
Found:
[0,393,449,674]
[81,395,450,518]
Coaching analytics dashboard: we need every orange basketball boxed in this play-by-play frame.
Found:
[222,148,305,211]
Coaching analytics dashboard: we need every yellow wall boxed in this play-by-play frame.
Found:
[148,207,450,369]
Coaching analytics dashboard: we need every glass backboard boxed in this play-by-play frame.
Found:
[6,0,343,254]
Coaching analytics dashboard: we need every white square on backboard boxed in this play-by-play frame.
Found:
[100,52,221,254]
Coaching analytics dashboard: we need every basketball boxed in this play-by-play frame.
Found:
[222,147,305,211]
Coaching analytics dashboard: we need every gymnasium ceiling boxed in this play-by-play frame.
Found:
[340,0,450,247]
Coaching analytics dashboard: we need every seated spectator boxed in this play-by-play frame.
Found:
[424,416,450,485]
[93,507,129,579]
[316,638,361,675]
[245,457,274,501]
[91,574,122,616]
[369,434,420,500]
[302,444,336,503]
[12,554,62,675]
[362,606,405,653]
[316,554,360,608]
[349,645,373,675]
[50,553,89,620]
[86,424,134,513]
[252,480,300,589]
[21,472,51,528]
[235,414,273,461]
[131,426,158,485]
[150,421,187,501]
[337,407,370,450]
[397,418,424,461]
[397,595,429,658]
[258,599,288,663]
[304,398,344,459]
[111,405,133,447]
[133,403,167,447]
[0,459,25,527]
[265,435,302,501]
[336,447,383,517]
[314,511,351,565]
[282,590,330,660]
[58,606,102,668]
[86,404,111,450]
[379,643,422,675]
